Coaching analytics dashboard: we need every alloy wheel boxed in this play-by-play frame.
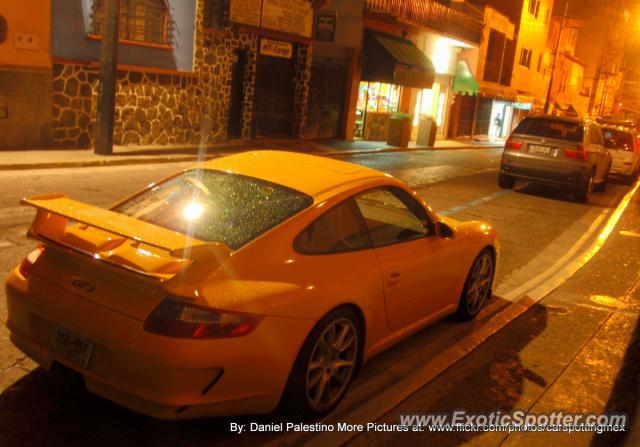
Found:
[305,317,358,412]
[466,254,493,315]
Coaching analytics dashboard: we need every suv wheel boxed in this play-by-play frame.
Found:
[498,173,515,189]
[576,171,594,203]
[594,169,608,192]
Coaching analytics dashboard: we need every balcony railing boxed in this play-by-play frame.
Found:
[365,0,484,44]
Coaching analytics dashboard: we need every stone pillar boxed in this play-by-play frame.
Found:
[293,43,313,138]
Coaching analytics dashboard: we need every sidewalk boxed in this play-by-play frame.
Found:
[0,137,504,171]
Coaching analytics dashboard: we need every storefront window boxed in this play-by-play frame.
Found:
[355,81,401,139]
[412,83,440,126]
[436,92,446,127]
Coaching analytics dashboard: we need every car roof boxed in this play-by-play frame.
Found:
[198,150,388,197]
[526,114,583,124]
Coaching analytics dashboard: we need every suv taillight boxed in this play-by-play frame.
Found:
[144,298,263,339]
[505,138,523,150]
[19,245,45,278]
[564,145,587,160]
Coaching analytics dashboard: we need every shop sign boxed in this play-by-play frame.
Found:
[261,0,313,38]
[314,10,336,42]
[229,0,262,27]
[260,38,293,59]
[514,102,533,110]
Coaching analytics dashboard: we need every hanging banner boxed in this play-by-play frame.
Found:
[261,0,313,38]
[229,0,262,27]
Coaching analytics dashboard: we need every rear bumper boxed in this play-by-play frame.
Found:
[501,153,589,187]
[5,270,314,419]
[610,161,637,176]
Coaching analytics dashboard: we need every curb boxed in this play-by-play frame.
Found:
[0,145,502,171]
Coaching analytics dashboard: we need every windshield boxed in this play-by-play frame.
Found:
[513,118,584,142]
[113,169,313,249]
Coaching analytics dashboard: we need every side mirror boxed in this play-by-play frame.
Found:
[438,221,455,239]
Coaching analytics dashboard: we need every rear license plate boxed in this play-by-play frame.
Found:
[529,144,553,155]
[53,327,94,368]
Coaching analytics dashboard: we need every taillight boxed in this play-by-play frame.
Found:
[18,245,45,278]
[564,145,587,160]
[143,298,262,339]
[505,138,523,150]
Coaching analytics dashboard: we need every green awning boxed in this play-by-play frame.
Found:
[453,60,479,95]
[361,30,435,89]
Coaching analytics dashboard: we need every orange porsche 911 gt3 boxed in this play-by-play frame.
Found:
[5,151,498,419]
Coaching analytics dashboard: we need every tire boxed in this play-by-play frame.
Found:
[281,307,361,419]
[594,163,610,192]
[624,171,637,185]
[575,171,594,203]
[455,250,494,321]
[498,173,515,189]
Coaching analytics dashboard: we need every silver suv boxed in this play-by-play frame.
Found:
[499,115,611,203]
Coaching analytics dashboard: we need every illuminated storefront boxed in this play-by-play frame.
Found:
[410,80,448,141]
[355,82,402,140]
[355,30,435,143]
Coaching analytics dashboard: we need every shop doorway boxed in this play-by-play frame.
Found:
[410,83,449,142]
[489,100,513,138]
[253,49,296,137]
[227,49,247,138]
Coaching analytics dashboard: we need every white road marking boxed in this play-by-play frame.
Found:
[497,208,610,302]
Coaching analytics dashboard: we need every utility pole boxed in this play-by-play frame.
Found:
[95,0,120,155]
[588,44,605,116]
[544,0,569,114]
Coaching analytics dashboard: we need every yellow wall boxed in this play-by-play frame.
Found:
[512,0,554,100]
[0,0,51,69]
[472,6,514,83]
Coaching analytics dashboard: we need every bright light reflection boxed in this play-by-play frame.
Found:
[182,201,204,221]
[137,248,152,257]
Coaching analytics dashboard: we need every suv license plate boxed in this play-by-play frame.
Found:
[53,327,95,368]
[529,144,552,155]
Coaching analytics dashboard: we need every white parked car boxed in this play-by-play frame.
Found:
[601,126,640,184]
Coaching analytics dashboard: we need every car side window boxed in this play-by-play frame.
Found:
[590,125,603,146]
[294,199,372,254]
[354,187,430,247]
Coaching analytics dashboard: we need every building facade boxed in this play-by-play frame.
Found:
[511,0,554,114]
[449,5,517,139]
[4,0,316,149]
[346,0,484,145]
[0,0,53,148]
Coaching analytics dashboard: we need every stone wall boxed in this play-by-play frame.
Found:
[292,44,313,138]
[50,0,311,148]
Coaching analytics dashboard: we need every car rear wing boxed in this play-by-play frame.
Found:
[21,195,231,290]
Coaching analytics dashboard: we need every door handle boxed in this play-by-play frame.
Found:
[387,272,401,286]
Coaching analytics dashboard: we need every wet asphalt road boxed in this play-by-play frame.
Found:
[0,149,637,446]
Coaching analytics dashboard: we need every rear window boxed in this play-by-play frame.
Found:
[513,118,584,142]
[113,169,313,249]
[602,128,635,151]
